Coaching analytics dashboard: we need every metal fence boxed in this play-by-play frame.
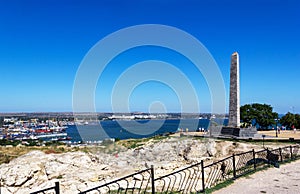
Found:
[79,166,154,194]
[30,181,60,194]
[12,144,300,194]
[154,160,204,193]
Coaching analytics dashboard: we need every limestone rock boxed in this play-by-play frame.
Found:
[0,137,228,193]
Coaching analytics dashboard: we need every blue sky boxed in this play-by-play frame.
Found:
[0,0,299,114]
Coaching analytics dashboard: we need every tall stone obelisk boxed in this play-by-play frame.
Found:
[228,52,240,127]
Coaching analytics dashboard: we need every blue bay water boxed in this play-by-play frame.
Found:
[66,119,228,142]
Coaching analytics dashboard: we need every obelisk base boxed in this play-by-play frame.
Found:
[220,126,257,137]
[221,127,240,137]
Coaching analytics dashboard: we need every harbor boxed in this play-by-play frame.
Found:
[0,117,71,142]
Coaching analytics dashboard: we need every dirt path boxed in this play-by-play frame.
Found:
[213,160,300,194]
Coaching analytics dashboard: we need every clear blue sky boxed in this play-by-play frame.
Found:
[0,0,299,114]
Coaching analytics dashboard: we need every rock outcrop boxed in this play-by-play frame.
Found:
[0,137,251,193]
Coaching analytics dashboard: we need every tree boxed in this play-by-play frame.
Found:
[240,104,253,125]
[240,103,278,129]
[0,117,3,127]
[280,112,300,129]
[296,114,300,129]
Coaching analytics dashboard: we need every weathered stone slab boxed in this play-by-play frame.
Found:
[220,127,240,137]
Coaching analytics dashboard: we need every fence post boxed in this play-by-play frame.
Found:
[290,145,293,160]
[266,148,270,166]
[279,148,283,162]
[201,160,205,193]
[232,154,236,178]
[252,149,256,170]
[151,165,155,194]
[54,182,60,194]
[296,145,300,159]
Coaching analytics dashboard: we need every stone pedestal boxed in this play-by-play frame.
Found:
[220,127,257,137]
[220,127,240,137]
[239,127,258,138]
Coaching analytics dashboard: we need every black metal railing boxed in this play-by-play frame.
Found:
[235,150,255,176]
[154,144,300,193]
[291,144,300,159]
[5,145,300,193]
[154,160,204,193]
[79,166,154,194]
[204,155,234,189]
[200,145,300,192]
[281,146,292,162]
[30,181,60,194]
[254,148,269,167]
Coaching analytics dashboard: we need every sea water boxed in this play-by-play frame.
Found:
[66,119,228,142]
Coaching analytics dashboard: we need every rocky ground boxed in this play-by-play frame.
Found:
[0,136,286,193]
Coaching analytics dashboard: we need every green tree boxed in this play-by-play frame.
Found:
[296,114,300,128]
[240,103,278,129]
[0,117,3,127]
[280,112,300,129]
[240,104,253,125]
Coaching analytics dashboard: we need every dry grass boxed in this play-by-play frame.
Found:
[258,130,300,139]
[0,136,170,164]
[115,135,169,149]
[0,145,84,164]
